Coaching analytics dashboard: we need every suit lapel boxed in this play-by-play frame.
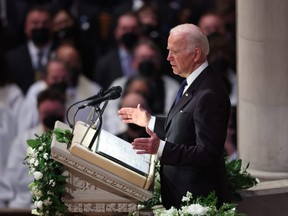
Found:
[165,66,212,130]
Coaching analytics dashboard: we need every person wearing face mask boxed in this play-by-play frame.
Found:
[0,88,65,209]
[101,39,180,135]
[93,12,141,89]
[17,58,70,132]
[116,92,152,143]
[5,5,55,94]
[54,44,102,126]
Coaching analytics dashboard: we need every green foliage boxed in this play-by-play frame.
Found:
[226,159,258,201]
[141,158,258,215]
[26,129,72,216]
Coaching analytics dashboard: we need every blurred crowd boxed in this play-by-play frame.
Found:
[0,0,237,209]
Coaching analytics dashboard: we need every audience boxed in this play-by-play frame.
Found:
[102,39,179,134]
[54,44,102,126]
[93,12,141,89]
[116,92,152,143]
[103,74,154,134]
[5,5,55,94]
[0,0,238,210]
[17,58,70,132]
[0,48,23,178]
[198,11,226,37]
[0,88,65,208]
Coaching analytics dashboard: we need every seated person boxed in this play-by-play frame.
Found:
[116,91,152,143]
[0,88,65,208]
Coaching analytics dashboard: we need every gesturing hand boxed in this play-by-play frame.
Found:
[118,104,151,127]
[132,127,160,154]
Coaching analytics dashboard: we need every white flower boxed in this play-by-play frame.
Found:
[33,171,43,180]
[182,203,209,215]
[182,196,190,202]
[43,197,52,206]
[49,180,56,187]
[27,147,35,156]
[38,146,43,151]
[43,153,49,160]
[47,191,54,196]
[164,207,178,216]
[34,159,39,166]
[31,186,42,198]
[29,158,36,165]
[35,200,43,209]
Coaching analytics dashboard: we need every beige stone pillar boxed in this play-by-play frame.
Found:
[237,0,288,180]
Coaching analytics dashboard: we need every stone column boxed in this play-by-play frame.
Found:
[237,0,288,180]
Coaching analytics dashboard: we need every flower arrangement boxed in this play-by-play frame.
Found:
[140,159,258,216]
[153,191,238,216]
[26,128,72,216]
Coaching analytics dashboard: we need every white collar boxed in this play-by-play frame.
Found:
[186,60,209,87]
[27,40,51,56]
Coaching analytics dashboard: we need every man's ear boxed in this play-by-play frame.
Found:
[193,47,202,62]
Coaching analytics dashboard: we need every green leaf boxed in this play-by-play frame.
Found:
[52,128,72,143]
[27,139,39,148]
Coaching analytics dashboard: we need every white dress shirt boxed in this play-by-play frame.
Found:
[149,61,209,158]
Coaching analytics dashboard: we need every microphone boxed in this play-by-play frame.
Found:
[78,86,122,109]
[85,86,122,101]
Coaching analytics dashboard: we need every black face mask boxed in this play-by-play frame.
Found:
[120,32,138,50]
[50,82,68,93]
[69,68,80,87]
[31,28,50,46]
[43,114,64,130]
[139,60,156,77]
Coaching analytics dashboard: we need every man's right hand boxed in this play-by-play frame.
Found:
[118,104,151,127]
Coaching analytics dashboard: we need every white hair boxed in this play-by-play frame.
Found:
[170,23,209,57]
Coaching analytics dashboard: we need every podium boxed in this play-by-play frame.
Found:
[51,121,154,215]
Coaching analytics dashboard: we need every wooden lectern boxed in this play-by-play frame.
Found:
[51,121,155,215]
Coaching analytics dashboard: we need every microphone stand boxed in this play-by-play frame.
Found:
[79,105,101,149]
[88,101,109,150]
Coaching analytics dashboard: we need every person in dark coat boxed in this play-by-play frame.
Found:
[118,23,231,209]
[6,5,55,94]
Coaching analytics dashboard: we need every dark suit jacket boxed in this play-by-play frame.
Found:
[93,49,123,89]
[6,44,34,94]
[154,65,231,209]
[6,43,54,94]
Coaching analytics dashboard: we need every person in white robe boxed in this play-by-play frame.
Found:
[0,88,65,208]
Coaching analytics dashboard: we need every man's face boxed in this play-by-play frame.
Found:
[25,10,52,38]
[167,33,196,78]
[38,99,65,131]
[198,14,225,36]
[46,62,69,86]
[133,44,159,70]
[115,15,139,41]
[56,46,81,70]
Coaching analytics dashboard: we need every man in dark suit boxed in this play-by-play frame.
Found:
[6,5,54,94]
[93,12,140,89]
[118,23,231,209]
